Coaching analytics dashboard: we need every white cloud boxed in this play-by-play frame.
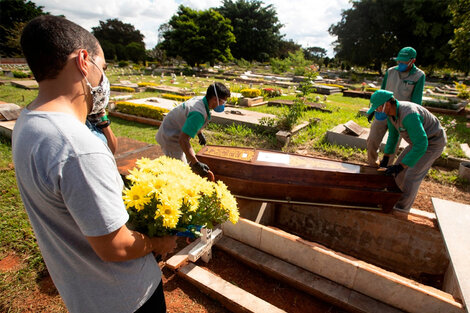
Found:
[32,0,351,56]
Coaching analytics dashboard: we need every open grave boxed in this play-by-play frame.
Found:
[115,139,467,313]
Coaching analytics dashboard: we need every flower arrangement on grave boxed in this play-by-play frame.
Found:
[123,156,239,238]
[262,88,282,98]
[241,88,261,98]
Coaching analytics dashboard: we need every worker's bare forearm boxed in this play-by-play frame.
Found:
[179,133,198,164]
[87,226,155,262]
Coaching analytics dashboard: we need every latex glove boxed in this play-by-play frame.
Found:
[379,155,390,168]
[385,164,404,177]
[198,132,207,146]
[190,161,210,177]
[367,111,375,123]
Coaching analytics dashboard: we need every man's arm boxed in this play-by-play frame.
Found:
[179,132,198,164]
[86,225,176,262]
[101,126,118,154]
[411,74,425,105]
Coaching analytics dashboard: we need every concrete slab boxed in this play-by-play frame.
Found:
[178,263,286,313]
[0,120,15,139]
[10,80,38,89]
[216,236,403,313]
[0,103,22,120]
[433,198,470,313]
[211,107,277,129]
[123,97,179,111]
[145,85,195,96]
[460,143,470,159]
[223,217,464,313]
[326,123,408,150]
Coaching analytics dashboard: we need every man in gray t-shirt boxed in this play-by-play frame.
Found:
[14,16,176,313]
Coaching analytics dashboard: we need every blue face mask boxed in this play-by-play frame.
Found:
[397,62,409,72]
[214,104,225,112]
[212,83,226,112]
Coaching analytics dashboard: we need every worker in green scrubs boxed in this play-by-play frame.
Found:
[367,47,425,167]
[155,82,230,176]
[367,90,446,211]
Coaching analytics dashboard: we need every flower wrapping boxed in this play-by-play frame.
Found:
[123,156,239,237]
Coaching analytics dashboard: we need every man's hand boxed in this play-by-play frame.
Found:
[367,111,375,123]
[191,161,210,177]
[150,236,177,260]
[379,155,390,168]
[197,132,207,146]
[385,164,404,177]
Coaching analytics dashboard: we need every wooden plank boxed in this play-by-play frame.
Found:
[216,236,404,313]
[432,198,470,313]
[165,238,201,270]
[178,263,286,313]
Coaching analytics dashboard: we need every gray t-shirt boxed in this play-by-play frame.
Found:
[12,109,160,313]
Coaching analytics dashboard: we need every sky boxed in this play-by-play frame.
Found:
[33,0,353,57]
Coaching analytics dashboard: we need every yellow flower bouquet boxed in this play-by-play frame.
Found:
[123,156,239,237]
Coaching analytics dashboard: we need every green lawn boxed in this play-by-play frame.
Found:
[0,72,468,311]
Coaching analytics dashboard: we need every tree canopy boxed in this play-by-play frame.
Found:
[92,19,146,61]
[216,0,284,62]
[0,0,47,57]
[449,0,470,75]
[158,5,235,66]
[329,0,454,73]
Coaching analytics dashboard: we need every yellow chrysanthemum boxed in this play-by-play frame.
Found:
[122,183,153,211]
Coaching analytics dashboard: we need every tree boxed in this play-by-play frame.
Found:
[276,39,301,59]
[0,0,47,57]
[217,0,284,62]
[92,19,145,61]
[303,46,327,69]
[159,5,235,66]
[125,42,146,63]
[449,0,470,75]
[329,0,453,74]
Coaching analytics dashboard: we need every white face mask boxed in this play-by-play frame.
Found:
[81,58,110,115]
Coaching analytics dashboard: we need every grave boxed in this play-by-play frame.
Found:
[211,108,277,130]
[313,85,342,95]
[146,84,195,96]
[113,139,466,313]
[123,97,179,111]
[238,96,266,107]
[343,90,373,99]
[325,121,408,151]
[0,102,22,121]
[10,80,38,90]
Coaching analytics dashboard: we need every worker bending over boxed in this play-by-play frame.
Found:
[367,47,425,167]
[367,90,446,211]
[156,82,230,176]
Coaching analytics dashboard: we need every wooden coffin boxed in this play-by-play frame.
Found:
[197,145,402,212]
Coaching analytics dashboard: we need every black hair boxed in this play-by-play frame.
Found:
[20,15,100,82]
[389,97,397,106]
[206,82,230,100]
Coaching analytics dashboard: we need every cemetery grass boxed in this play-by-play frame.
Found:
[1,78,469,312]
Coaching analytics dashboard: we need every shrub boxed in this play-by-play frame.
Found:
[227,96,239,105]
[110,86,135,93]
[160,93,192,102]
[118,60,129,68]
[138,82,160,87]
[12,71,29,78]
[454,82,469,99]
[241,88,261,98]
[115,101,169,120]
